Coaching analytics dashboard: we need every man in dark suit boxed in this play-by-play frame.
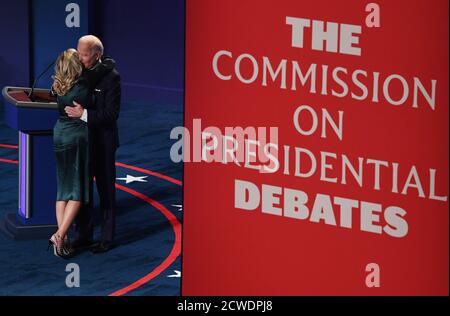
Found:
[65,35,120,253]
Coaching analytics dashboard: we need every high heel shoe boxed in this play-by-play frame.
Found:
[48,236,58,256]
[63,235,71,250]
[48,234,72,259]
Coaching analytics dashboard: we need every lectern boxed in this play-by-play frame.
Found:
[1,86,59,239]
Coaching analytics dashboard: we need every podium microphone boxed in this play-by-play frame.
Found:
[28,60,55,101]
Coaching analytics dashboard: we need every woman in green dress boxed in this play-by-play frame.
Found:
[49,49,92,258]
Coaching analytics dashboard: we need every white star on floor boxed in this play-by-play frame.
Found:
[116,175,148,184]
[171,204,183,211]
[168,270,181,278]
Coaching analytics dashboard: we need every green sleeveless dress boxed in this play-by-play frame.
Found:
[53,78,91,204]
[53,57,116,205]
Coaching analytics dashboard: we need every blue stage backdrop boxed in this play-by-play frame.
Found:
[1,0,184,105]
[90,0,185,104]
[31,0,89,89]
[0,0,30,94]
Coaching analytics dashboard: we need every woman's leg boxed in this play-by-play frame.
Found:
[56,201,67,228]
[57,200,82,238]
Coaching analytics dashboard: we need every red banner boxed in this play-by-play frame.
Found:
[183,0,449,295]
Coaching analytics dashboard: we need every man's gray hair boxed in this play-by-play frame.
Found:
[79,35,104,55]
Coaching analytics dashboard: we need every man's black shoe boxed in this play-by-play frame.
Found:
[90,242,114,254]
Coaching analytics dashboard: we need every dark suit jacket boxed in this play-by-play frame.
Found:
[87,68,121,151]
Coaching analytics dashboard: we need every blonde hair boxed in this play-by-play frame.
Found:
[52,48,83,96]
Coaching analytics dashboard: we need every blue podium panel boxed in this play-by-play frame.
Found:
[5,103,59,131]
[3,86,58,131]
[18,131,57,225]
[2,86,58,235]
